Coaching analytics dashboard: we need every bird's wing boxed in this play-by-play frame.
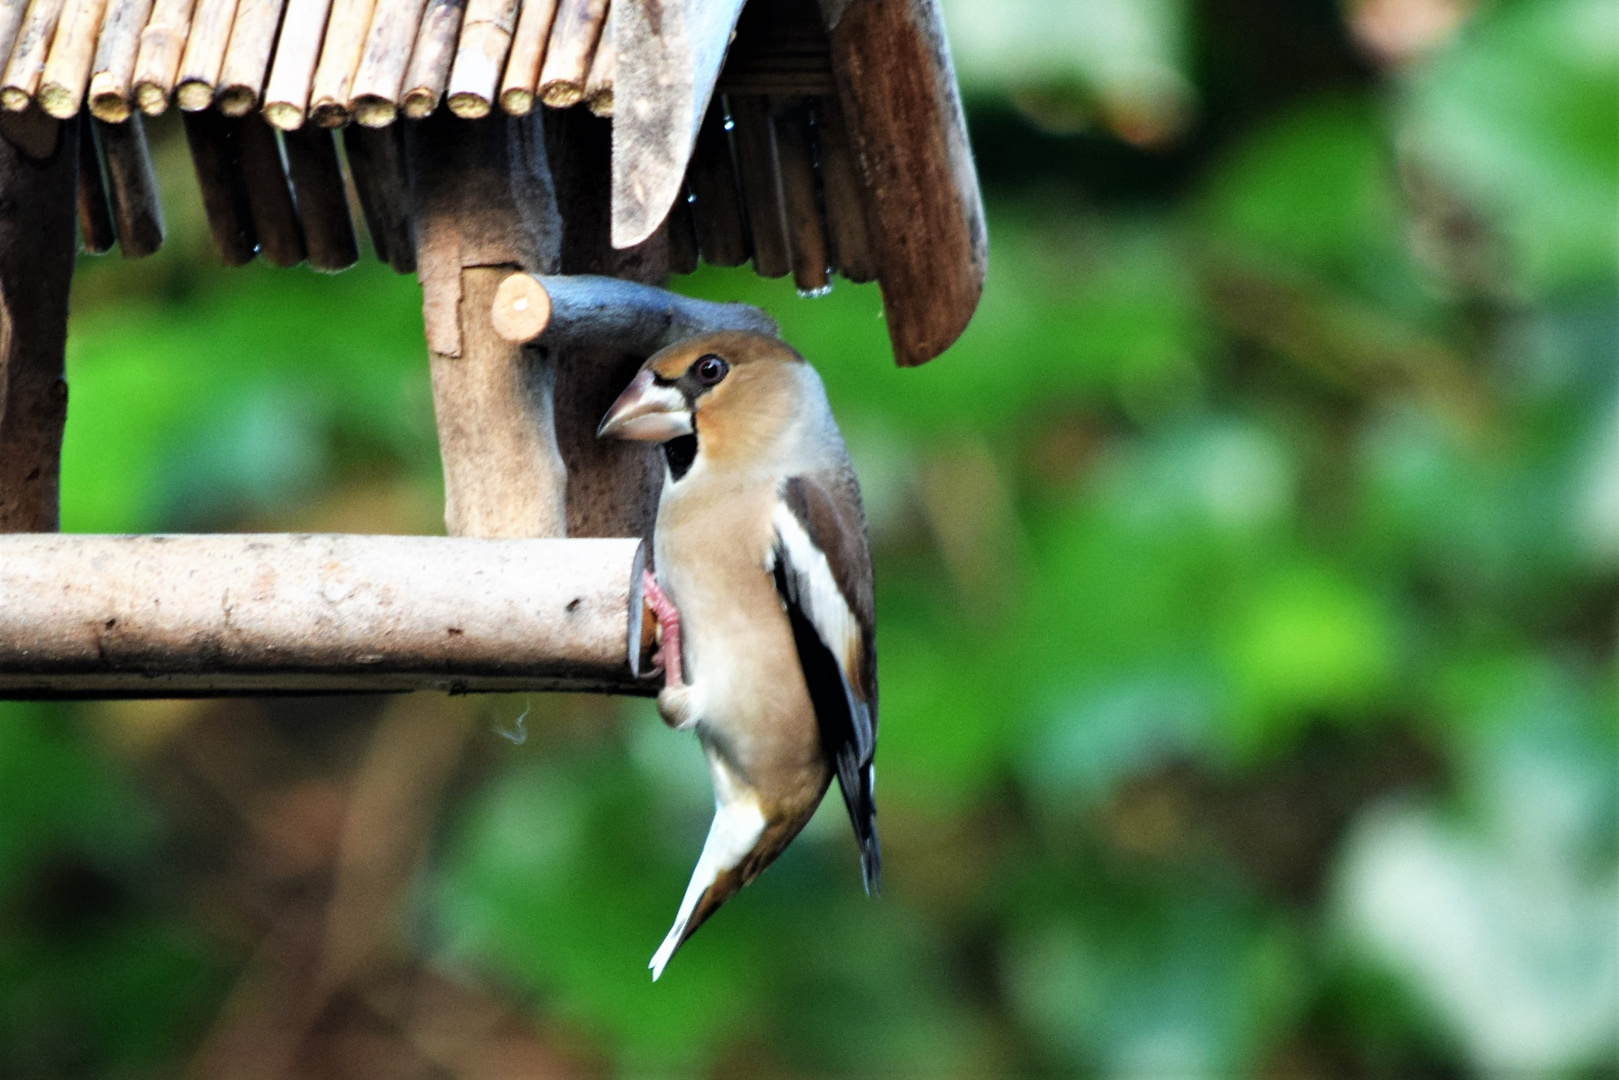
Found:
[770,472,881,893]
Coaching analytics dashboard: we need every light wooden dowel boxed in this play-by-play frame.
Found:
[283,124,358,270]
[490,272,778,352]
[443,0,514,118]
[87,0,155,120]
[583,20,612,116]
[685,101,749,268]
[261,0,332,128]
[216,0,287,115]
[0,534,654,697]
[728,94,791,279]
[175,0,241,110]
[2,0,68,112]
[815,91,873,283]
[398,0,458,117]
[181,108,256,264]
[238,112,305,266]
[96,113,165,257]
[535,0,602,108]
[342,122,413,272]
[77,116,115,253]
[771,96,829,295]
[347,0,428,126]
[308,0,373,126]
[131,0,196,114]
[38,0,109,118]
[494,0,553,116]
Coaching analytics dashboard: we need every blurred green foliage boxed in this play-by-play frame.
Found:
[2,0,1615,1076]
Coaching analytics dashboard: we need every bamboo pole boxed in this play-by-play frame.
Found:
[37,0,109,118]
[131,0,195,114]
[0,534,653,697]
[494,0,552,116]
[77,115,114,253]
[174,0,241,110]
[96,114,164,257]
[0,1,30,84]
[261,0,332,128]
[583,19,612,116]
[728,94,790,279]
[283,125,357,270]
[535,0,601,108]
[182,109,256,264]
[771,96,829,294]
[443,0,513,118]
[490,272,777,350]
[685,101,748,268]
[87,0,154,120]
[216,0,286,115]
[397,0,458,118]
[307,0,374,126]
[238,113,305,266]
[347,0,428,127]
[1,0,67,112]
[342,122,413,272]
[815,92,873,283]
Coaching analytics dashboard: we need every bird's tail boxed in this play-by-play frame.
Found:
[649,796,766,980]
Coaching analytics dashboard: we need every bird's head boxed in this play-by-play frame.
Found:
[596,332,810,469]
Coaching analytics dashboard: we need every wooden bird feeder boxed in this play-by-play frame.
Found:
[0,0,986,698]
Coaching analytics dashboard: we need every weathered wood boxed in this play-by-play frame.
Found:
[216,0,287,115]
[405,110,564,538]
[727,93,790,278]
[0,2,31,86]
[495,0,554,116]
[308,0,375,126]
[685,99,748,267]
[238,113,305,266]
[824,0,987,364]
[492,272,776,351]
[815,90,872,281]
[283,124,357,270]
[87,0,155,120]
[131,0,195,114]
[715,0,833,96]
[609,0,746,248]
[0,110,75,531]
[534,0,601,108]
[261,0,332,128]
[37,0,108,117]
[347,0,428,126]
[175,0,241,110]
[0,534,655,697]
[771,94,828,293]
[181,108,256,264]
[1,0,67,111]
[443,0,513,117]
[96,113,165,256]
[77,115,115,252]
[398,0,458,117]
[583,18,613,115]
[342,122,413,272]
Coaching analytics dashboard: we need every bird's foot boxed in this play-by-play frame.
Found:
[656,685,698,731]
[642,568,684,689]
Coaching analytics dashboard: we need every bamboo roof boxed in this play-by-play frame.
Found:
[1,0,986,365]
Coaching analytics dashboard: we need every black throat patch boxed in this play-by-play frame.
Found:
[664,433,698,482]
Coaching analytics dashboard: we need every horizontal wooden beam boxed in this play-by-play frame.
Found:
[0,533,656,698]
[490,271,778,351]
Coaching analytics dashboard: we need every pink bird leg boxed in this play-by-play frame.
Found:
[642,568,684,689]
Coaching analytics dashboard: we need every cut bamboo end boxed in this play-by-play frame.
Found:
[39,0,109,119]
[444,3,515,119]
[310,101,349,126]
[35,84,74,117]
[0,89,31,111]
[215,84,254,114]
[89,85,133,121]
[175,78,214,109]
[133,81,168,113]
[583,26,612,116]
[261,0,332,135]
[262,100,304,128]
[399,0,461,120]
[498,86,531,115]
[87,0,155,121]
[350,94,394,126]
[538,81,581,108]
[536,0,603,109]
[491,271,553,343]
[498,0,553,118]
[399,87,436,117]
[446,90,489,117]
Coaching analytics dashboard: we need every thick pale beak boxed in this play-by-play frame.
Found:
[597,370,693,442]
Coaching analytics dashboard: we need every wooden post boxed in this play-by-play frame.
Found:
[0,110,76,532]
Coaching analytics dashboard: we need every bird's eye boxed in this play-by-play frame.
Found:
[693,355,729,386]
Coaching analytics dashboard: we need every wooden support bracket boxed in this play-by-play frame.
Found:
[0,533,656,698]
[490,271,778,351]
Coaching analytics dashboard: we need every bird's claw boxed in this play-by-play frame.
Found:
[642,568,684,690]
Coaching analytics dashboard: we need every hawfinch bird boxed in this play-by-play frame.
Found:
[598,331,879,980]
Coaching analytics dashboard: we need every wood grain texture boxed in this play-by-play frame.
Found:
[824,0,986,364]
[0,110,75,531]
[283,124,357,270]
[0,2,32,87]
[664,183,698,273]
[131,0,196,114]
[684,99,748,267]
[87,0,155,120]
[342,121,413,271]
[727,93,790,278]
[582,19,613,114]
[77,114,115,252]
[443,0,513,118]
[495,0,553,115]
[0,533,654,696]
[347,0,428,126]
[261,0,332,128]
[814,90,872,281]
[771,94,829,293]
[216,0,286,115]
[308,0,375,125]
[238,112,305,266]
[38,0,109,117]
[2,0,68,111]
[174,0,241,110]
[181,108,256,264]
[534,0,601,107]
[397,0,458,116]
[96,113,165,256]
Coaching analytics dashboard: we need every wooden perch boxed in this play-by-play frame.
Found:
[216,0,288,115]
[609,0,746,249]
[131,0,196,114]
[96,113,165,256]
[38,0,110,118]
[398,0,460,117]
[261,0,333,128]
[88,0,156,120]
[444,0,515,118]
[489,272,778,352]
[0,534,655,697]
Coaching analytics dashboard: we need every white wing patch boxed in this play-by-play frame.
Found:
[771,499,862,687]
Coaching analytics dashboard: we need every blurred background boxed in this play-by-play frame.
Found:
[4,0,1616,1075]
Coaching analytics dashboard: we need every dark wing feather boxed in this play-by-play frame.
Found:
[772,473,880,893]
